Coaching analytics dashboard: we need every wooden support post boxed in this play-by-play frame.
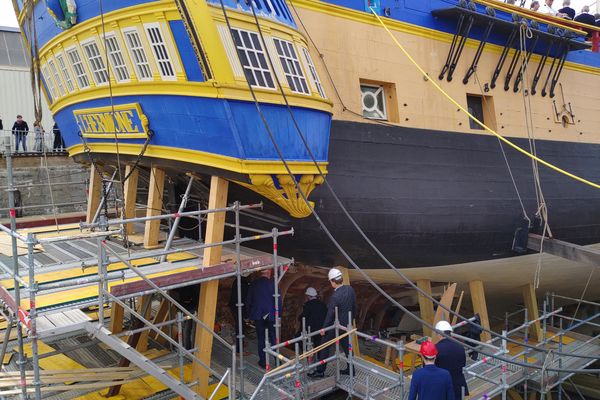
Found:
[508,389,524,400]
[193,176,228,397]
[86,164,102,224]
[109,301,124,336]
[522,283,544,342]
[123,165,139,235]
[469,280,491,342]
[416,279,434,337]
[143,166,165,249]
[149,299,170,342]
[136,295,153,353]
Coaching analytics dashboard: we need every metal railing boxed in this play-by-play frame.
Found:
[0,129,66,154]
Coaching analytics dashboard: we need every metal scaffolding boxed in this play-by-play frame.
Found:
[0,145,598,400]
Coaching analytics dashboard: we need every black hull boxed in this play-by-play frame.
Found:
[230,120,600,268]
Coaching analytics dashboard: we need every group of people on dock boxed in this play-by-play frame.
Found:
[233,266,469,400]
[0,115,65,153]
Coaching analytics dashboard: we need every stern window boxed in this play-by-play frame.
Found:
[66,47,90,89]
[48,59,66,96]
[273,38,309,95]
[231,28,275,89]
[82,41,109,85]
[105,35,130,82]
[123,29,153,81]
[56,53,75,92]
[301,47,326,98]
[145,24,176,80]
[41,64,57,100]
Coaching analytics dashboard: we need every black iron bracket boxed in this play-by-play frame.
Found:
[530,40,555,95]
[490,21,520,89]
[541,38,568,97]
[463,17,495,84]
[548,42,570,98]
[439,13,475,81]
[512,33,539,92]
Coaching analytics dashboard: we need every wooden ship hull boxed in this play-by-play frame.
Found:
[13,0,600,268]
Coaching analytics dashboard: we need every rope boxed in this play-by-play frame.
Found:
[219,0,600,372]
[369,8,600,190]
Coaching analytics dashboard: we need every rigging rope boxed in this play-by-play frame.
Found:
[220,0,600,371]
[370,8,600,191]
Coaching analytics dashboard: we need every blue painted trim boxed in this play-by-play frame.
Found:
[169,20,205,82]
[53,94,331,162]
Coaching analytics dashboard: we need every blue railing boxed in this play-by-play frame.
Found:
[210,0,297,28]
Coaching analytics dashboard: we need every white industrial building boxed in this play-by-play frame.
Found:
[0,26,53,148]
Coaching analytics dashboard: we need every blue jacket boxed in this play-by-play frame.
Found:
[323,285,357,328]
[408,364,455,400]
[246,276,281,322]
[436,338,469,398]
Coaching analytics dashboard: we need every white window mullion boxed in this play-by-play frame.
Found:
[273,38,309,95]
[144,23,176,80]
[105,34,130,82]
[41,64,57,99]
[48,59,66,96]
[56,53,76,92]
[231,28,275,90]
[123,29,153,81]
[82,40,109,85]
[301,47,326,98]
[66,47,90,88]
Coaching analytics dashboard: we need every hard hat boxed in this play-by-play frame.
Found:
[419,340,438,358]
[328,268,343,281]
[305,287,318,297]
[435,320,453,333]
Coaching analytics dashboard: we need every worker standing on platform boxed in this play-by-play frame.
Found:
[298,287,327,348]
[308,267,356,378]
[435,320,469,399]
[408,341,455,400]
[246,269,281,369]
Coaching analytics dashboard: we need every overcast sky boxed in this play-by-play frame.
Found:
[0,0,598,29]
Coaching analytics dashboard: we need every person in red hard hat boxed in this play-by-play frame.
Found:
[408,340,455,400]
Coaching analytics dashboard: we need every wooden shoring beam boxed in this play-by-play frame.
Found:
[136,295,153,353]
[143,166,165,249]
[469,280,491,342]
[528,233,600,266]
[85,164,102,224]
[193,176,228,397]
[123,165,139,235]
[416,279,434,337]
[522,283,544,342]
[109,301,124,336]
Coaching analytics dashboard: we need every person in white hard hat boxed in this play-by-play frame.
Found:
[298,287,327,351]
[434,320,468,399]
[308,267,357,378]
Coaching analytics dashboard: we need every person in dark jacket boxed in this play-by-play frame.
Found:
[52,122,65,151]
[228,275,249,353]
[575,5,597,25]
[299,287,327,349]
[246,269,281,368]
[408,340,455,400]
[309,267,357,378]
[558,0,575,19]
[12,115,29,153]
[0,117,3,131]
[435,320,468,399]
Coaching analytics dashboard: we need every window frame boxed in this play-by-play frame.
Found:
[301,46,326,98]
[122,27,154,82]
[272,38,310,95]
[103,32,131,83]
[47,57,66,97]
[41,63,57,100]
[55,52,76,92]
[230,28,275,90]
[65,45,91,89]
[81,37,110,86]
[144,22,177,81]
[360,84,387,121]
